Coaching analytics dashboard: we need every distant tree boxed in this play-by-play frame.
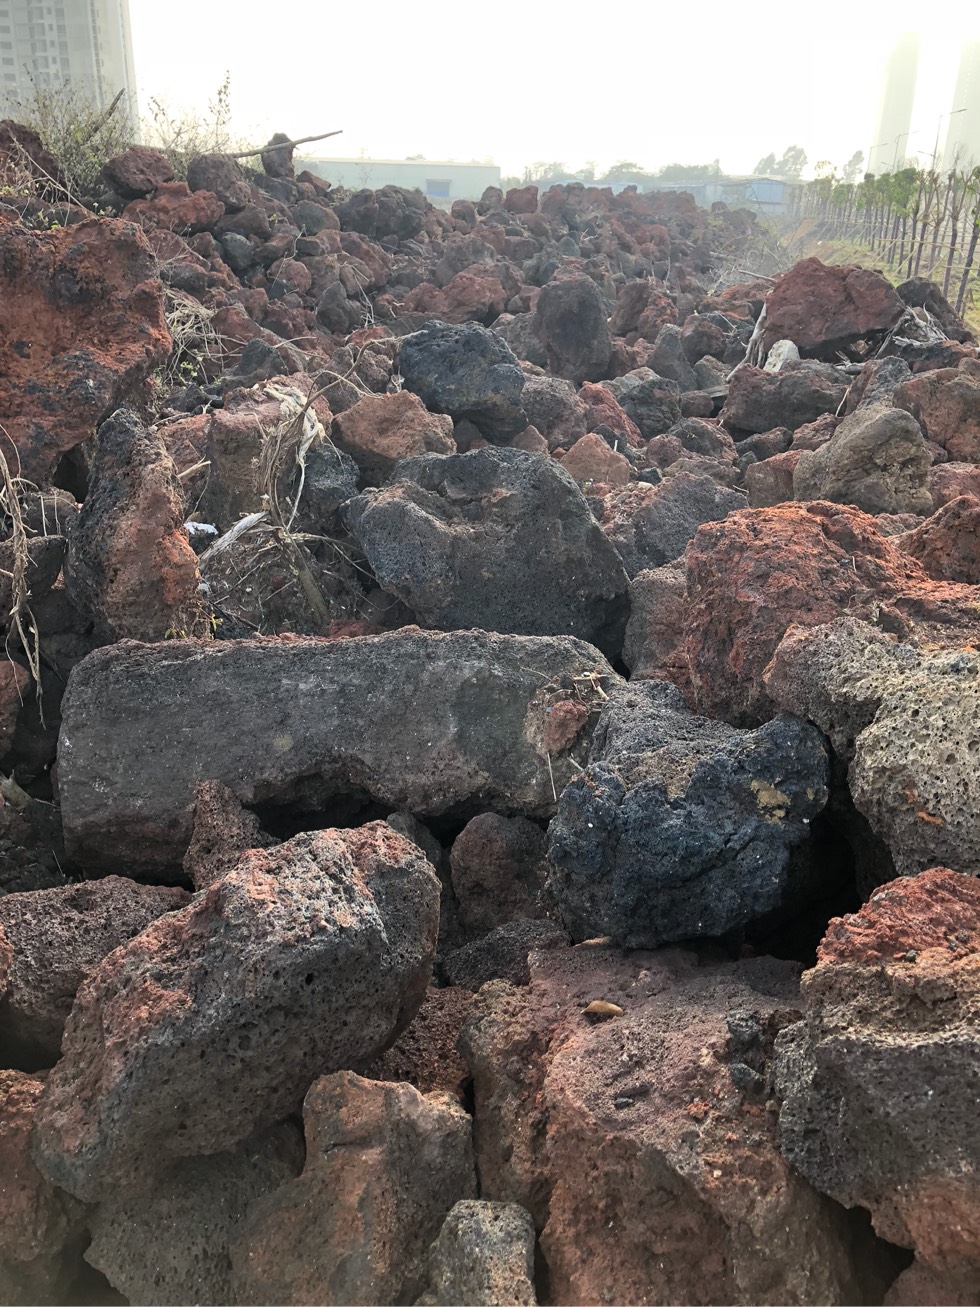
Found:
[842,150,865,184]
[524,160,568,184]
[602,160,650,183]
[814,160,837,179]
[776,145,808,179]
[754,152,777,176]
[656,159,722,182]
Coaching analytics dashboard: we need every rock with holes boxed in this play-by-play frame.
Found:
[893,360,980,461]
[59,629,619,877]
[896,494,980,583]
[545,680,829,948]
[343,448,630,657]
[602,368,682,440]
[32,822,440,1201]
[63,408,207,643]
[761,258,905,359]
[399,320,527,441]
[598,474,745,577]
[793,404,933,516]
[764,617,980,877]
[0,1071,85,1304]
[419,1200,538,1306]
[653,501,980,727]
[83,1122,304,1305]
[458,944,899,1307]
[531,276,612,385]
[331,389,455,485]
[0,876,189,1066]
[229,1071,476,1306]
[721,362,848,435]
[774,868,980,1303]
[0,213,172,481]
[449,813,549,942]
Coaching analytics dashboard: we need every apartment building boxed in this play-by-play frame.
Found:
[0,0,137,126]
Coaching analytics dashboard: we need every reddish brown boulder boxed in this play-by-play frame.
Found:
[504,185,539,214]
[0,119,61,191]
[365,985,474,1101]
[229,1071,476,1306]
[63,409,207,643]
[0,876,189,1065]
[578,380,643,446]
[559,432,631,486]
[439,269,510,323]
[460,944,897,1306]
[0,214,171,480]
[32,823,441,1201]
[893,360,980,461]
[746,449,802,506]
[182,779,278,890]
[662,501,980,725]
[0,1071,84,1303]
[332,389,455,485]
[101,146,174,198]
[122,179,224,233]
[775,869,980,1303]
[449,813,548,942]
[623,559,688,680]
[532,276,612,385]
[897,495,980,583]
[762,258,904,358]
[929,461,980,509]
[721,362,847,434]
[185,153,251,211]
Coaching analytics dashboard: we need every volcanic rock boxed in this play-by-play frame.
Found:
[893,361,980,461]
[186,154,251,211]
[32,822,440,1201]
[343,448,629,657]
[774,868,980,1300]
[229,1071,476,1306]
[0,214,171,480]
[721,362,848,434]
[332,389,455,485]
[101,146,174,198]
[599,474,745,577]
[559,432,632,485]
[531,276,612,384]
[897,495,980,583]
[793,403,933,516]
[58,630,620,874]
[419,1200,538,1307]
[449,813,549,942]
[762,258,905,359]
[399,320,527,441]
[603,368,682,439]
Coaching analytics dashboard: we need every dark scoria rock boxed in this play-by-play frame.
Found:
[32,822,440,1202]
[399,319,527,441]
[58,629,621,875]
[531,275,613,384]
[343,448,630,657]
[546,680,829,947]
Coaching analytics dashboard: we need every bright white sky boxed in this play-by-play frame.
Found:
[128,0,980,179]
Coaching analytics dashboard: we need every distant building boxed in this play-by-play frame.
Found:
[300,157,502,203]
[649,174,795,215]
[0,0,138,127]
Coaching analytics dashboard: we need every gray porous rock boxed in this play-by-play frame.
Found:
[545,680,829,947]
[399,319,527,440]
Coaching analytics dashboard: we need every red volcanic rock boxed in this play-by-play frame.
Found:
[185,153,251,211]
[0,876,189,1063]
[762,258,904,358]
[623,559,688,680]
[459,944,893,1307]
[721,362,847,433]
[532,276,612,384]
[929,461,980,509]
[332,389,455,485]
[229,1071,476,1306]
[0,1072,84,1303]
[634,291,679,342]
[745,449,803,507]
[662,501,980,725]
[559,432,631,486]
[609,280,654,337]
[182,780,278,891]
[578,380,643,446]
[32,823,441,1202]
[0,119,61,191]
[791,412,840,450]
[680,313,729,363]
[63,409,207,643]
[0,214,171,480]
[102,145,174,198]
[504,185,538,214]
[439,268,510,323]
[449,813,548,942]
[893,360,980,461]
[775,869,980,1303]
[365,985,475,1101]
[897,495,980,583]
[123,180,224,233]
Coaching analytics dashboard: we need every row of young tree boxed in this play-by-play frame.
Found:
[794,164,980,315]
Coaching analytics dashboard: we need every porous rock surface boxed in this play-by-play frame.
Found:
[344,448,630,657]
[459,943,897,1307]
[774,869,980,1302]
[419,1200,538,1306]
[545,680,829,947]
[58,629,620,874]
[32,822,440,1201]
[229,1071,476,1306]
[399,319,527,440]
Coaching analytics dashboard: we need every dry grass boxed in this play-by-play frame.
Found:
[0,432,44,725]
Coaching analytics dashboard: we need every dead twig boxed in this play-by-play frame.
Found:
[227,129,343,159]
